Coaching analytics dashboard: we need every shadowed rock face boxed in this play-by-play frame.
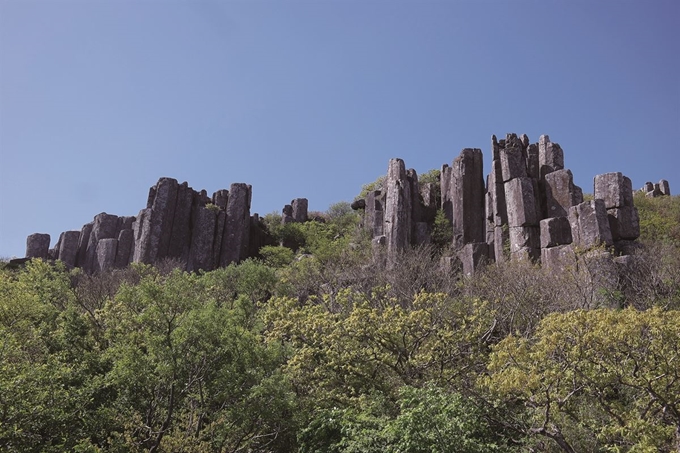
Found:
[57,231,80,268]
[26,233,51,259]
[220,183,252,267]
[450,148,485,249]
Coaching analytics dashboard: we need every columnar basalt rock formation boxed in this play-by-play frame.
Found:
[26,233,51,259]
[23,132,657,282]
[26,178,260,274]
[384,158,413,266]
[355,133,643,276]
[641,179,671,198]
[361,158,433,267]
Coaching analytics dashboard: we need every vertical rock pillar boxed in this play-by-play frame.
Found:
[450,148,485,249]
[220,183,252,266]
[384,158,412,267]
[26,233,51,259]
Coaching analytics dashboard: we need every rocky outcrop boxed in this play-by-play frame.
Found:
[641,179,671,198]
[351,132,645,278]
[220,183,252,266]
[25,177,258,273]
[26,233,51,259]
[384,158,412,266]
[23,132,659,283]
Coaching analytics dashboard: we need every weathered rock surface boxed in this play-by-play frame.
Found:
[22,132,649,284]
[26,233,51,259]
[509,226,540,260]
[505,177,539,227]
[642,179,671,198]
[134,178,178,264]
[292,198,308,223]
[85,213,122,272]
[96,238,118,273]
[459,242,489,276]
[114,229,133,269]
[57,231,81,268]
[569,200,613,248]
[607,206,640,241]
[450,148,485,248]
[540,217,572,249]
[221,183,252,266]
[594,172,633,209]
[544,169,582,218]
[213,189,229,209]
[384,158,412,266]
[189,206,216,271]
[365,190,385,237]
[541,244,576,272]
[538,134,564,179]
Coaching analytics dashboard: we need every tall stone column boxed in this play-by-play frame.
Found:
[450,148,485,249]
[384,158,412,266]
[220,183,252,266]
[26,233,51,259]
[134,177,180,264]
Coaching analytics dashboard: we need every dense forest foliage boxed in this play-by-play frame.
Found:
[1,191,679,452]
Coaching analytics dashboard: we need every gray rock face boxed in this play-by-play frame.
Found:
[505,177,539,227]
[607,207,640,241]
[96,238,118,273]
[569,200,613,248]
[538,135,564,179]
[509,226,540,260]
[115,229,134,269]
[168,182,194,262]
[407,169,422,231]
[540,217,572,248]
[384,158,412,266]
[26,233,51,259]
[440,164,453,225]
[22,133,644,280]
[490,159,507,227]
[500,139,527,182]
[544,169,581,218]
[190,206,216,271]
[541,244,576,272]
[365,190,385,237]
[526,143,540,180]
[450,148,485,248]
[220,183,252,266]
[76,223,93,267]
[659,179,671,196]
[494,226,509,263]
[23,175,260,273]
[212,210,227,268]
[420,183,438,210]
[594,172,633,209]
[57,231,80,268]
[84,213,121,272]
[459,242,489,276]
[282,204,294,224]
[134,178,179,264]
[212,189,229,209]
[292,198,308,223]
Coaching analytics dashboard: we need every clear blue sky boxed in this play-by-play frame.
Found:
[1,0,678,258]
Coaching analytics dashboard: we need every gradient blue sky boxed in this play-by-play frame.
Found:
[1,0,678,258]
